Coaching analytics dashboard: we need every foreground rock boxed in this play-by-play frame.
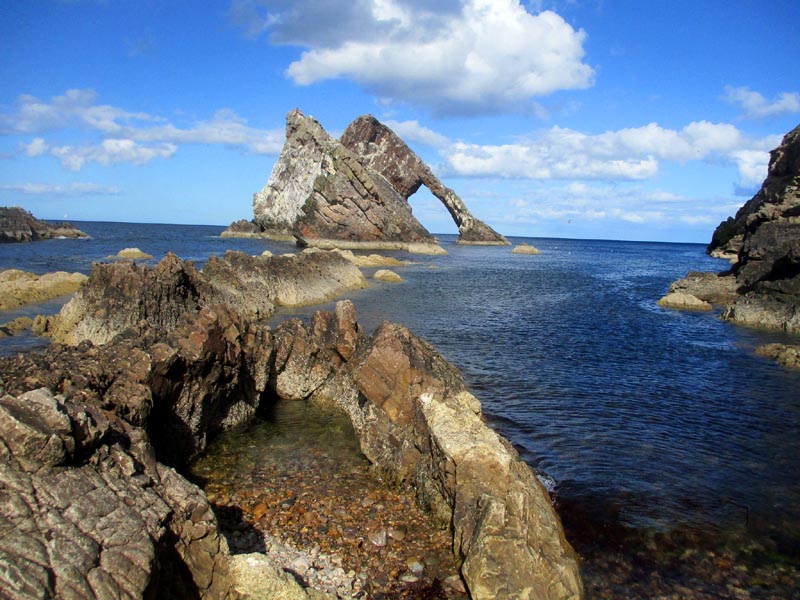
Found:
[755,343,800,369]
[2,286,584,598]
[661,123,800,334]
[0,387,234,599]
[0,206,88,242]
[270,305,584,599]
[0,269,88,311]
[340,115,508,246]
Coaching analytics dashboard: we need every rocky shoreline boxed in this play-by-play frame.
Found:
[660,123,800,366]
[0,250,583,598]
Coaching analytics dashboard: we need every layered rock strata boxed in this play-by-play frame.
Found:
[340,115,508,246]
[661,123,800,333]
[242,109,506,251]
[0,206,88,242]
[48,249,366,346]
[251,109,442,253]
[1,255,583,597]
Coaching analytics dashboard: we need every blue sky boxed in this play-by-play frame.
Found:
[1,0,798,242]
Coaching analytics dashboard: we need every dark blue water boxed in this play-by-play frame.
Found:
[2,223,799,579]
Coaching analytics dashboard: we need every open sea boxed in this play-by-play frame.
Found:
[2,221,799,597]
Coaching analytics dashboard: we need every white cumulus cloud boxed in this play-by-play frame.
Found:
[439,121,775,188]
[243,0,594,115]
[722,86,800,120]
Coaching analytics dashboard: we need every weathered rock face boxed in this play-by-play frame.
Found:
[708,124,800,260]
[663,123,800,334]
[253,109,437,249]
[0,388,233,599]
[248,109,506,251]
[340,115,509,245]
[50,249,366,346]
[0,206,88,242]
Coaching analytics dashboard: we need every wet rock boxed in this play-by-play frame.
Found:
[373,268,404,282]
[657,292,713,311]
[367,528,388,547]
[220,219,265,239]
[659,271,738,307]
[109,247,154,260]
[339,320,584,599]
[755,343,800,369]
[511,242,540,255]
[0,269,88,311]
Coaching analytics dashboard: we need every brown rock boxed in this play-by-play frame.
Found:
[340,115,509,246]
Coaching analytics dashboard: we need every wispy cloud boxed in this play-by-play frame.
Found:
[0,182,121,196]
[722,85,800,120]
[496,181,727,228]
[236,0,594,116]
[2,89,284,170]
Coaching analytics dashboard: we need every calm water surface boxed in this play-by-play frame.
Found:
[2,223,798,593]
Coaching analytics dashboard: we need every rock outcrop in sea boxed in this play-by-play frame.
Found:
[340,115,508,246]
[48,249,367,346]
[1,250,583,598]
[227,109,507,251]
[0,206,88,242]
[660,123,800,340]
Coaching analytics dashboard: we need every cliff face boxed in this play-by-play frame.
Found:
[708,124,800,263]
[662,123,800,333]
[0,206,88,242]
[253,109,437,249]
[250,109,507,250]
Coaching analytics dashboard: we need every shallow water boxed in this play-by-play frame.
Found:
[2,223,799,597]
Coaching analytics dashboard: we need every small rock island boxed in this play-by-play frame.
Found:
[224,109,509,252]
[0,206,88,242]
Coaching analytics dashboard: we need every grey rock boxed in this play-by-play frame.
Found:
[249,109,506,250]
